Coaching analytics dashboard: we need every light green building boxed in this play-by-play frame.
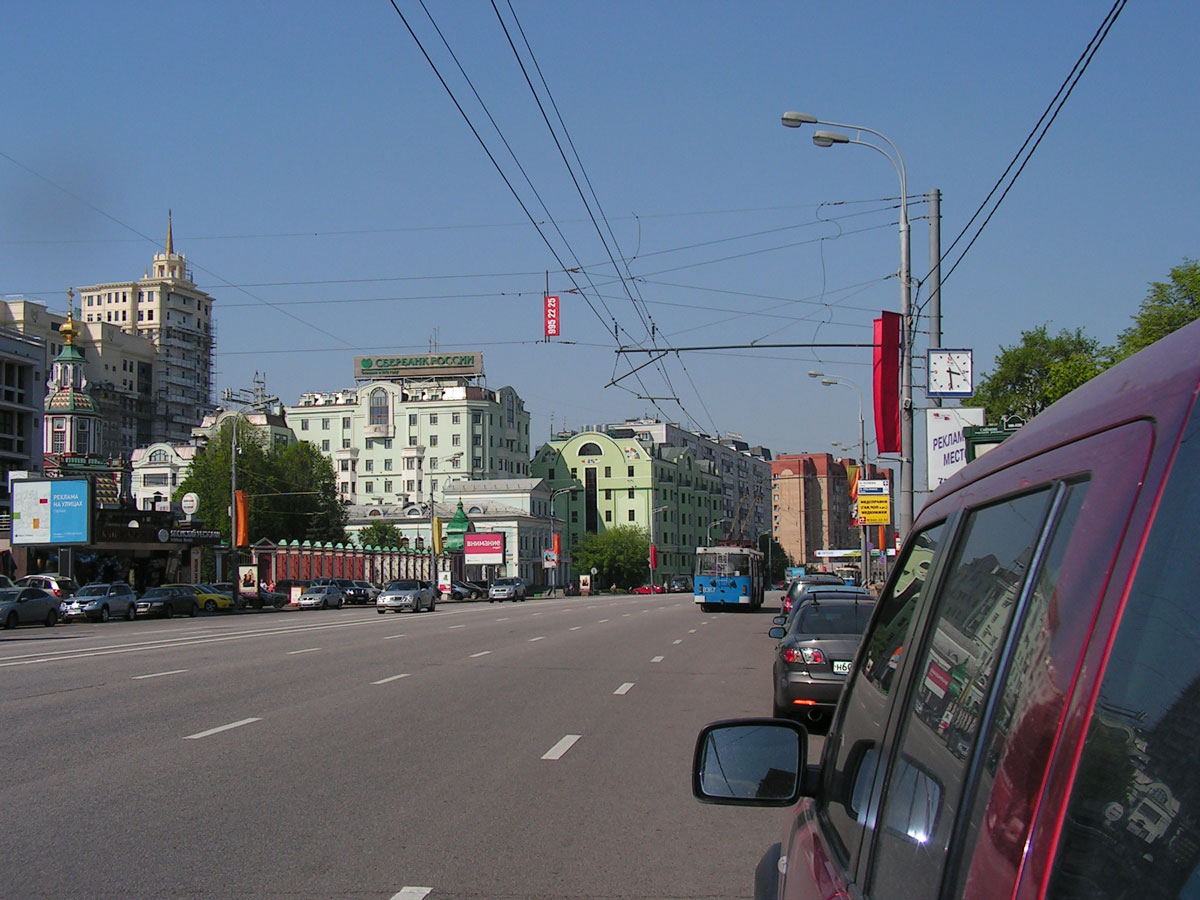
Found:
[530,430,722,585]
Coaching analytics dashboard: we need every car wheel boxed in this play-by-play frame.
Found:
[337,597,343,609]
[428,595,436,612]
[44,609,57,627]
[126,603,136,621]
[189,602,198,617]
[204,600,217,613]
[163,604,174,619]
[4,612,16,629]
[99,606,110,623]
[377,608,386,614]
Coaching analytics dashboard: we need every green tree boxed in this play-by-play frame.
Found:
[357,521,404,549]
[263,441,346,544]
[1116,259,1200,359]
[572,525,649,590]
[757,533,791,584]
[964,325,1103,421]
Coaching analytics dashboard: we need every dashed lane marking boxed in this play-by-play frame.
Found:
[133,669,188,680]
[372,674,412,685]
[541,734,581,760]
[569,626,582,631]
[614,682,634,695]
[287,648,321,655]
[183,718,261,740]
[528,636,545,642]
[390,888,432,900]
[651,656,665,663]
[469,650,492,658]
[673,639,682,644]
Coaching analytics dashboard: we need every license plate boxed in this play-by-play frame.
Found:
[832,660,852,675]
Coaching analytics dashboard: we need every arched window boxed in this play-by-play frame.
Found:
[149,449,168,463]
[370,389,389,427]
[577,441,603,456]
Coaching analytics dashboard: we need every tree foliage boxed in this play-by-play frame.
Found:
[963,325,1103,421]
[572,525,649,590]
[1115,259,1200,360]
[757,533,791,584]
[176,419,346,545]
[357,521,404,549]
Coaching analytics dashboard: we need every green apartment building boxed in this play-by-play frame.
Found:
[531,430,723,585]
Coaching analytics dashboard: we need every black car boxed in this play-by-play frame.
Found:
[769,593,875,728]
[780,573,847,614]
[339,579,373,604]
[134,585,199,619]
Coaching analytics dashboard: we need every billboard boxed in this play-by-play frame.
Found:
[11,479,91,545]
[544,295,560,337]
[354,352,483,380]
[926,408,986,488]
[857,479,892,526]
[464,532,505,565]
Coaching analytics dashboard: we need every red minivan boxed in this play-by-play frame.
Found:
[693,318,1200,900]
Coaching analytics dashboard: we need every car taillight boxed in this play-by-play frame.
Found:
[53,588,62,597]
[784,647,825,665]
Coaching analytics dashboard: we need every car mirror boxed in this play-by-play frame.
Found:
[768,626,786,639]
[771,615,786,626]
[692,718,807,807]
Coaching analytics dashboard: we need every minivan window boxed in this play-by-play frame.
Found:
[1048,404,1200,900]
[867,488,1055,900]
[817,522,947,871]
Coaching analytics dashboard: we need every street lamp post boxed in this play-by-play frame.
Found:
[810,371,871,586]
[650,505,669,592]
[706,518,730,545]
[783,110,913,540]
[550,486,580,594]
[222,385,279,605]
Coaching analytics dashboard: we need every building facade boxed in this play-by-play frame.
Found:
[0,327,46,518]
[601,418,772,543]
[75,214,215,444]
[285,354,530,508]
[530,429,723,585]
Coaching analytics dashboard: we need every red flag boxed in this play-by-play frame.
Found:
[874,312,901,454]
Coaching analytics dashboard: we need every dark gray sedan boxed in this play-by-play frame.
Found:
[0,587,59,628]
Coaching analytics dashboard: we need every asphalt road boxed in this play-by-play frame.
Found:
[1,591,821,899]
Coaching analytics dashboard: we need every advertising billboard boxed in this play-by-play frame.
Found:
[464,532,505,565]
[354,352,483,380]
[544,295,560,337]
[857,479,892,526]
[11,479,91,545]
[926,407,986,488]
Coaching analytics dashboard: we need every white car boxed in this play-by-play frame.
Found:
[488,578,526,602]
[376,580,435,614]
[296,583,344,610]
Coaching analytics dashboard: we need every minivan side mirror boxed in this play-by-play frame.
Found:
[768,626,786,639]
[771,615,786,626]
[692,718,808,807]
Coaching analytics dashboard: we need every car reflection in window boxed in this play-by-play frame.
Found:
[846,743,942,843]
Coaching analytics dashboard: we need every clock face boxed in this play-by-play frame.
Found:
[927,349,973,397]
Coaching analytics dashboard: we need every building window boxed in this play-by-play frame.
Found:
[627,466,634,477]
[342,417,350,429]
[451,458,461,469]
[384,459,393,471]
[406,480,416,492]
[430,457,438,469]
[604,466,611,477]
[605,510,612,522]
[429,414,438,425]
[628,489,635,499]
[321,440,330,451]
[473,435,482,446]
[408,435,418,446]
[370,389,388,427]
[342,439,350,449]
[408,414,417,426]
[431,478,438,491]
[301,420,309,431]
[429,434,438,447]
[322,418,330,430]
[628,510,636,522]
[578,442,603,456]
[384,480,392,492]
[364,481,374,493]
[473,456,482,469]
[452,434,461,446]
[452,412,461,425]
[473,413,482,425]
[365,459,374,472]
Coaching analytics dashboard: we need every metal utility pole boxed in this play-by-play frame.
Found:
[928,189,943,408]
[223,379,278,602]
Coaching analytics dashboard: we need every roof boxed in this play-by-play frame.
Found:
[443,478,545,494]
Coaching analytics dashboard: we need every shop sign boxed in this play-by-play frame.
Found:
[354,352,483,379]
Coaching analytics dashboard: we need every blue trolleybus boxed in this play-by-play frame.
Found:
[693,545,765,612]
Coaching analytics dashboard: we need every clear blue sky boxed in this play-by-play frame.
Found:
[2,2,1195,505]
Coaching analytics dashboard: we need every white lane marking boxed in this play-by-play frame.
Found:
[569,626,582,631]
[532,612,542,616]
[496,617,509,621]
[688,629,697,634]
[541,734,582,760]
[287,647,321,655]
[673,639,682,645]
[614,682,634,695]
[528,636,545,642]
[623,613,632,617]
[651,655,665,663]
[599,618,609,623]
[448,624,466,629]
[469,651,492,658]
[183,718,262,740]
[372,674,411,685]
[133,669,188,680]
[383,634,407,640]
[390,888,432,900]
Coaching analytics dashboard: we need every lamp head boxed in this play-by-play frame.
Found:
[781,111,818,128]
[812,129,850,147]
[807,370,824,379]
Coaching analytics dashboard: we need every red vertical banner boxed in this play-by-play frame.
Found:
[874,312,901,455]
[544,295,560,337]
[235,489,249,547]
[649,544,657,570]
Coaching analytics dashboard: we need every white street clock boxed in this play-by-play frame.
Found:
[927,349,974,398]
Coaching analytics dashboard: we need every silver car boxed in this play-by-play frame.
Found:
[296,583,344,610]
[376,580,435,614]
[0,587,59,628]
[488,577,526,602]
[60,583,138,623]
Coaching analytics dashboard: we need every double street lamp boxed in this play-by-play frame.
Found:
[810,371,871,586]
[783,110,914,539]
[550,486,580,593]
[706,518,730,545]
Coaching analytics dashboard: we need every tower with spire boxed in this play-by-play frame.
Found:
[44,292,103,458]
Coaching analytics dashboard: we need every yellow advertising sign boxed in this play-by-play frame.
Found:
[857,494,892,525]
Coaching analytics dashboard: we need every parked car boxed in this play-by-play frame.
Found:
[692,319,1200,900]
[296,583,344,610]
[0,575,14,589]
[0,587,59,628]
[273,579,312,602]
[768,592,876,726]
[631,583,666,594]
[488,577,526,602]
[338,579,373,604]
[771,585,871,632]
[134,585,199,619]
[60,582,138,622]
[450,580,483,601]
[667,575,693,593]
[15,573,79,600]
[376,580,435,614]
[780,572,846,614]
[352,579,380,602]
[163,583,235,613]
